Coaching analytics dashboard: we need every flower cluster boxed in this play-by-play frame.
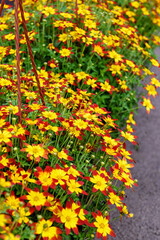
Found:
[0,0,160,239]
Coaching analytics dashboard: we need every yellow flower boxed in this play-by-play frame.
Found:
[90,174,107,193]
[67,179,83,195]
[126,113,136,125]
[94,215,112,237]
[108,192,122,206]
[150,58,159,67]
[0,213,11,228]
[145,84,157,97]
[121,131,136,144]
[73,119,88,129]
[93,44,104,56]
[131,1,140,8]
[100,81,112,92]
[51,168,69,186]
[21,144,48,161]
[0,130,12,146]
[59,48,72,57]
[75,71,89,80]
[5,195,20,210]
[24,91,37,100]
[42,111,58,120]
[58,33,68,42]
[115,157,134,173]
[35,219,62,239]
[142,97,155,114]
[13,207,31,224]
[151,77,160,87]
[108,50,123,63]
[93,211,115,239]
[4,33,15,41]
[0,177,11,188]
[109,64,122,76]
[42,6,56,16]
[26,190,46,210]
[60,208,78,234]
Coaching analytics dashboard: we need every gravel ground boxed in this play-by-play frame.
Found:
[95,48,160,240]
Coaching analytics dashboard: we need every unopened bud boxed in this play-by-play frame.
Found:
[134,179,138,184]
[37,215,43,220]
[104,211,109,216]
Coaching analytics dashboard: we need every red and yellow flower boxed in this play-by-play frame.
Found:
[92,210,116,240]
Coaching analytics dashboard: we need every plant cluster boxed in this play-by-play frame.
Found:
[0,0,160,239]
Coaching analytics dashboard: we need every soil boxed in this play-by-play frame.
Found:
[95,48,160,240]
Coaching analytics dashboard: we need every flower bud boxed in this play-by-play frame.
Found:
[134,179,138,184]
[19,201,24,207]
[30,234,35,240]
[108,181,112,186]
[5,193,10,197]
[104,211,109,216]
[37,215,43,220]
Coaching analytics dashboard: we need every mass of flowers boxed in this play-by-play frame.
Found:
[0,0,160,239]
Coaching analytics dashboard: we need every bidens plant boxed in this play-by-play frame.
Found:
[0,0,160,239]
